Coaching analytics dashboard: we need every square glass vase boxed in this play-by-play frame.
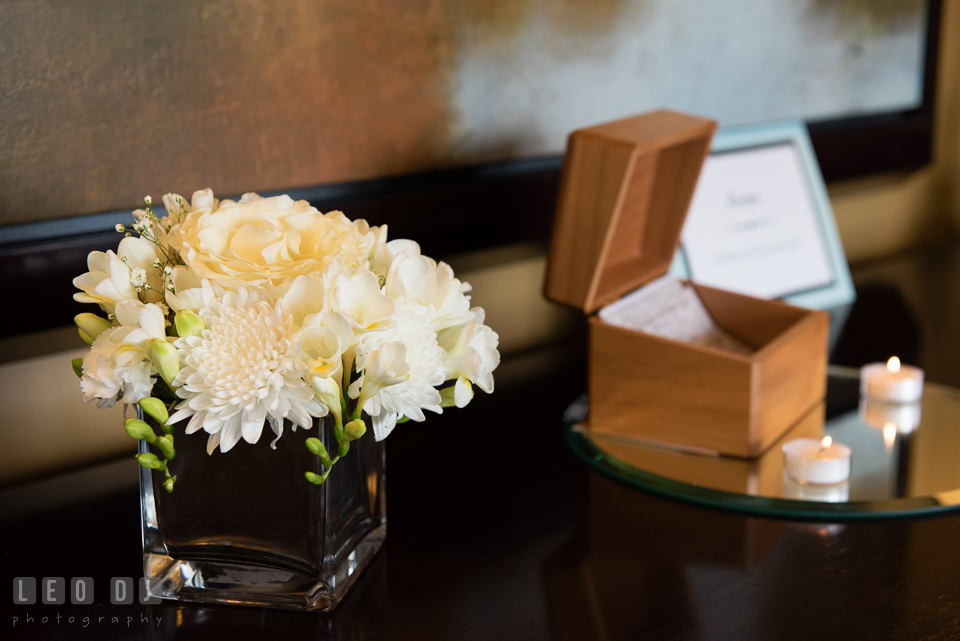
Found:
[139,413,386,611]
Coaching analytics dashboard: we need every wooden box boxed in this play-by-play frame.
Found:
[545,110,828,457]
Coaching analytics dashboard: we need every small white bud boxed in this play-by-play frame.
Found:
[115,224,125,232]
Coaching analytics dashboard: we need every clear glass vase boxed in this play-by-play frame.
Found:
[138,413,386,611]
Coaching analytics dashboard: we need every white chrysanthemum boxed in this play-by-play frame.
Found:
[169,287,326,454]
[351,305,446,440]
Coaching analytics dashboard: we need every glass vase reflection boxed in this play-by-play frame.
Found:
[139,413,385,611]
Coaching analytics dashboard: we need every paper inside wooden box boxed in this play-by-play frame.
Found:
[597,275,753,356]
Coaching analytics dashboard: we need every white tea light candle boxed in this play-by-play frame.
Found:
[860,357,924,403]
[782,436,852,485]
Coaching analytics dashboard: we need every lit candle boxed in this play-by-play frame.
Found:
[782,436,852,485]
[859,397,921,433]
[860,357,924,403]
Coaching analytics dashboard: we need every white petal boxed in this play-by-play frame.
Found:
[371,412,398,441]
[219,415,243,452]
[206,430,222,455]
[455,375,473,408]
[241,412,264,444]
[268,416,283,449]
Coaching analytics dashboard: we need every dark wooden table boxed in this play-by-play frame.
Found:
[4,246,960,640]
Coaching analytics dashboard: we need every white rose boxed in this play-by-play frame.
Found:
[169,191,381,288]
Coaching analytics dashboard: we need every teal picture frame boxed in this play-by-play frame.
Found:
[669,120,856,312]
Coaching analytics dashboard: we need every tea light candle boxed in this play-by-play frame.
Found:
[859,397,921,433]
[782,436,852,485]
[860,357,924,403]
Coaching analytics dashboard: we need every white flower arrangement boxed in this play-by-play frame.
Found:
[72,190,500,491]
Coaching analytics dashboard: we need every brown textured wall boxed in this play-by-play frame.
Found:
[0,0,457,225]
[2,0,638,226]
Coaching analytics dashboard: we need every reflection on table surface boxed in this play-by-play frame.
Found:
[573,373,960,507]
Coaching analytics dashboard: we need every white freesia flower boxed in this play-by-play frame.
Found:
[169,287,326,454]
[112,299,167,350]
[327,271,394,331]
[73,237,164,313]
[298,325,345,382]
[279,275,327,327]
[351,342,411,412]
[352,306,445,440]
[164,266,223,313]
[438,311,500,408]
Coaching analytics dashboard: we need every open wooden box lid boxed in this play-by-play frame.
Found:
[545,110,717,314]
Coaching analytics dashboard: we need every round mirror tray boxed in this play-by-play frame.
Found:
[563,367,960,520]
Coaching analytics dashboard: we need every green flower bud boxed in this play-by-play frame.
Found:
[155,435,175,460]
[320,455,333,468]
[124,418,156,443]
[162,476,176,493]
[78,328,94,345]
[338,441,350,458]
[75,313,112,342]
[304,471,326,485]
[344,419,366,442]
[138,397,169,425]
[148,338,180,385]
[136,452,165,470]
[305,437,328,458]
[174,311,205,338]
[71,358,83,379]
[439,385,458,408]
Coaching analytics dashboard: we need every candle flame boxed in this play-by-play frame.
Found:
[887,356,901,373]
[820,436,832,449]
[883,422,897,448]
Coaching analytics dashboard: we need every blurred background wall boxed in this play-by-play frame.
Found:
[1,0,958,486]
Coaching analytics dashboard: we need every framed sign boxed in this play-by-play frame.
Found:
[670,120,855,312]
